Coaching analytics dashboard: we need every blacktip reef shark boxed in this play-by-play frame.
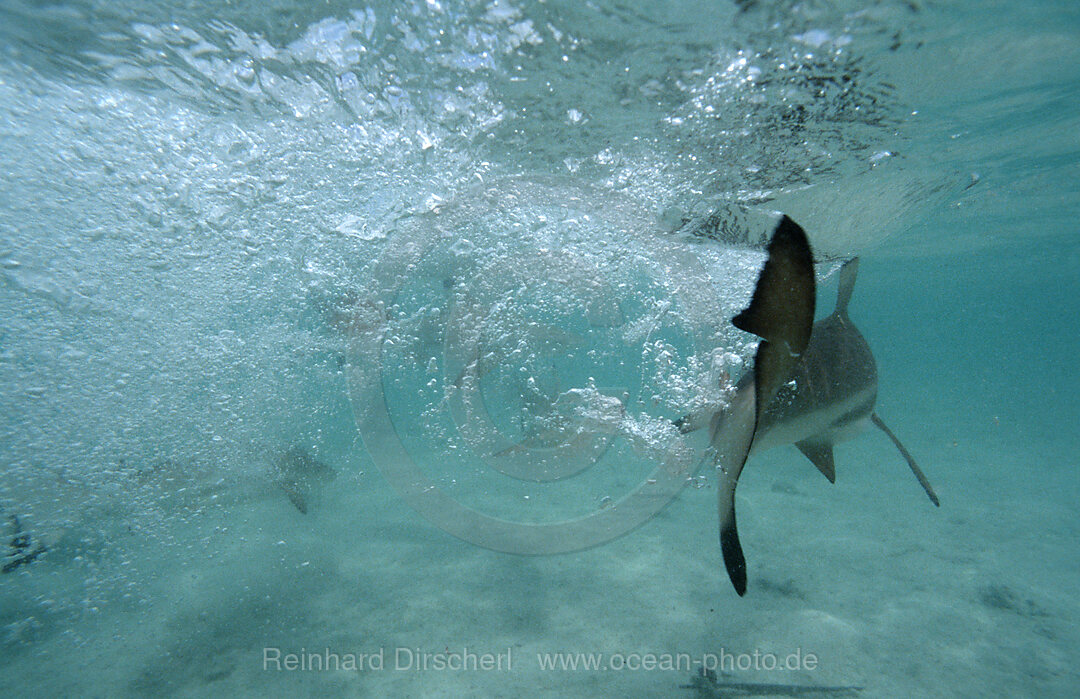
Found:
[3,514,47,574]
[273,446,336,514]
[678,216,939,596]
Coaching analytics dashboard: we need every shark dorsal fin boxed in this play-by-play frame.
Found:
[834,257,860,319]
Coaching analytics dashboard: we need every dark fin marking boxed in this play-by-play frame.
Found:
[796,440,837,483]
[9,515,30,550]
[720,519,747,596]
[3,515,47,574]
[731,215,815,355]
[732,215,816,423]
[281,483,309,514]
[871,412,940,506]
[2,544,46,573]
[834,257,859,318]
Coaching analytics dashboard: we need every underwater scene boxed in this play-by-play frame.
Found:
[1,0,1077,696]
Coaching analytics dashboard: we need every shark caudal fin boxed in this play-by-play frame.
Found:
[715,380,757,596]
[717,215,816,596]
[870,413,940,506]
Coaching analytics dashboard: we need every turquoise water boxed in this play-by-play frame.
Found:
[1,0,1077,696]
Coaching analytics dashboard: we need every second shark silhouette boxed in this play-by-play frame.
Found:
[680,216,939,596]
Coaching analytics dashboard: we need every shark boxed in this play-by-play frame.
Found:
[679,216,939,596]
[274,446,336,514]
[2,514,47,574]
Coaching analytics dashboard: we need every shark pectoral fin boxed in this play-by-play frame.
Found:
[731,216,815,356]
[732,216,816,421]
[795,440,836,483]
[870,413,940,507]
[713,216,816,597]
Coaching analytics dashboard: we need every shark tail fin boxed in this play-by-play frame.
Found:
[834,258,860,319]
[720,512,747,596]
[870,412,940,506]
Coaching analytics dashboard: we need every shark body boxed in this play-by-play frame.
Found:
[2,514,47,574]
[682,217,939,596]
[274,446,336,514]
[744,258,876,481]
